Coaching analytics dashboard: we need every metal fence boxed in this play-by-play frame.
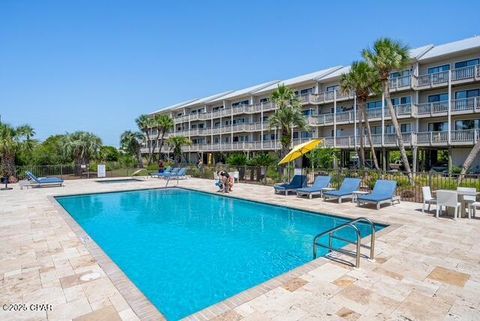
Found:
[187,165,480,203]
[15,163,144,180]
[14,163,480,203]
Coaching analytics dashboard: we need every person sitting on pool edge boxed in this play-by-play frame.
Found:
[220,171,234,193]
[215,171,224,192]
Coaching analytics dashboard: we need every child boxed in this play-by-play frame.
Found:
[215,171,224,192]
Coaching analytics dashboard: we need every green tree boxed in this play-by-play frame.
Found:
[62,131,102,174]
[363,38,412,181]
[98,146,120,162]
[136,114,154,164]
[31,135,70,165]
[152,114,174,161]
[0,122,32,178]
[166,136,191,164]
[269,85,309,157]
[306,147,340,169]
[340,61,381,170]
[120,130,144,168]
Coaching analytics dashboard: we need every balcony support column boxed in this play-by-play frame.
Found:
[448,70,452,145]
[333,91,337,148]
[354,95,357,151]
[448,146,453,174]
[381,93,385,146]
[412,146,418,173]
[231,104,234,151]
[260,103,264,149]
[382,148,387,172]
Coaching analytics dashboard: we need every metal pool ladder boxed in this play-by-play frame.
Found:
[312,217,376,268]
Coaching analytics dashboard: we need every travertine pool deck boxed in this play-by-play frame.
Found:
[1,178,479,321]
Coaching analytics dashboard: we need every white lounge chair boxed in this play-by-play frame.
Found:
[422,186,436,214]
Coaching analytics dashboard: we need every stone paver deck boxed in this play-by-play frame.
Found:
[1,178,479,321]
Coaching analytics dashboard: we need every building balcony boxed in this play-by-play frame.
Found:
[389,75,413,91]
[415,65,480,89]
[147,129,480,154]
[417,97,480,117]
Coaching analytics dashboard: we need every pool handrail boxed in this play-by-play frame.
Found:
[312,217,376,268]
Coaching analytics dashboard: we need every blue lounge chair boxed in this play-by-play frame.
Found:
[357,179,399,209]
[150,167,172,178]
[167,167,187,180]
[274,175,307,195]
[323,178,361,203]
[296,176,332,199]
[156,168,179,178]
[25,171,64,188]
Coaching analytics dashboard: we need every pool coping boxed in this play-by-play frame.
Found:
[48,186,401,321]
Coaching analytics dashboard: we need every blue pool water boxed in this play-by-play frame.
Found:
[56,188,384,320]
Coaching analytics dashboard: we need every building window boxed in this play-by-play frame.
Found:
[232,100,249,107]
[302,109,312,116]
[300,88,314,96]
[428,93,448,102]
[212,106,223,112]
[390,70,411,78]
[326,85,339,92]
[400,123,412,133]
[455,119,480,130]
[367,101,382,109]
[260,97,269,103]
[428,64,450,74]
[391,96,411,105]
[455,89,480,99]
[454,58,480,69]
[428,122,448,132]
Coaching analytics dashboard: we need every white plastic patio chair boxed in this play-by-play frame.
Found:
[471,201,480,219]
[436,190,461,219]
[422,186,436,214]
[458,187,478,219]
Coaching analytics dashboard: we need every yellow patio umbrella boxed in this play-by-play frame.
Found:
[278,139,323,165]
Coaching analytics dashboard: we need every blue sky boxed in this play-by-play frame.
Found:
[1,0,479,146]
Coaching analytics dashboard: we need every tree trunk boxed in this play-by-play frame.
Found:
[383,82,413,183]
[458,138,480,183]
[136,149,143,168]
[1,154,16,179]
[362,106,380,170]
[145,131,153,165]
[358,102,365,169]
[157,131,166,161]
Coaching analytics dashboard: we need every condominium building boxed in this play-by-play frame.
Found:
[147,36,480,171]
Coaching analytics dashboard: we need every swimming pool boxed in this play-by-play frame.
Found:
[56,188,384,320]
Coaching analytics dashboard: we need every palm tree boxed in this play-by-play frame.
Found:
[120,130,144,168]
[167,136,192,164]
[0,123,24,178]
[363,38,413,181]
[269,85,309,157]
[136,114,155,164]
[153,114,174,161]
[62,131,102,175]
[458,140,480,183]
[17,124,36,152]
[340,61,381,170]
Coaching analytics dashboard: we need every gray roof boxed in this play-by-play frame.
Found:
[255,66,343,94]
[418,36,480,61]
[179,91,234,108]
[150,98,199,115]
[209,80,280,103]
[316,66,351,81]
